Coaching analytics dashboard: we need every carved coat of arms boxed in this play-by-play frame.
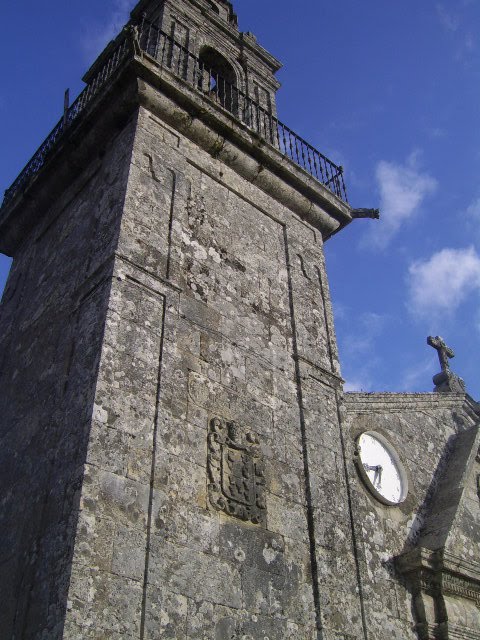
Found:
[207,417,266,525]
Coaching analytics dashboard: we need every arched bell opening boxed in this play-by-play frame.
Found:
[206,1,220,15]
[198,46,239,114]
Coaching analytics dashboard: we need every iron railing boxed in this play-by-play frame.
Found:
[140,21,347,201]
[1,20,347,208]
[2,37,131,208]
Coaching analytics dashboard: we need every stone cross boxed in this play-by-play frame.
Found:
[427,335,454,373]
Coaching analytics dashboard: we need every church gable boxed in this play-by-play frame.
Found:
[394,402,480,640]
[345,392,480,639]
[444,422,480,562]
[418,418,480,555]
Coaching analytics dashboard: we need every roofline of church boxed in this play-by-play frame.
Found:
[345,390,479,418]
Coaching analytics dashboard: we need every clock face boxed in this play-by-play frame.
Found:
[357,432,407,505]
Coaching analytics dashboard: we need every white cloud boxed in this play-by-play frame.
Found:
[436,3,477,62]
[476,309,480,334]
[340,312,389,392]
[428,127,447,139]
[467,197,480,219]
[365,152,437,249]
[82,0,136,59]
[332,301,348,321]
[465,32,476,52]
[344,378,370,393]
[436,4,460,32]
[341,312,388,356]
[400,357,434,391]
[465,197,480,243]
[408,246,480,317]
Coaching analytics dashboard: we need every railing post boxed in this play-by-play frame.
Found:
[63,89,70,130]
[140,11,147,34]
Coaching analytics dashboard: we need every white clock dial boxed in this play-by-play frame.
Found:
[357,432,407,505]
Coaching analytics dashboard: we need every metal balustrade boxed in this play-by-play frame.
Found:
[1,20,348,208]
[2,37,131,208]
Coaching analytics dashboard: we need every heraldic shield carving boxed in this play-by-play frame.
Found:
[207,417,266,525]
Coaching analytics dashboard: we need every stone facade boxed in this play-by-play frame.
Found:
[345,393,480,639]
[0,1,479,639]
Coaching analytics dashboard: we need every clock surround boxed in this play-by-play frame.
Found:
[355,431,408,506]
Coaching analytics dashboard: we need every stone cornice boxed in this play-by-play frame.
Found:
[344,392,471,413]
[397,547,480,605]
[441,550,480,584]
[133,52,351,233]
[345,392,479,419]
[0,47,352,255]
[448,625,480,640]
[442,572,480,607]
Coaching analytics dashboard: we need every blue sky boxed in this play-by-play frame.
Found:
[1,0,479,398]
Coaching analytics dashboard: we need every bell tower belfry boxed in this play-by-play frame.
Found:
[0,1,365,639]
[132,0,281,116]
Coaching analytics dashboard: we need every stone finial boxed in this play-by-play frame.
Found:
[428,335,454,372]
[427,335,465,393]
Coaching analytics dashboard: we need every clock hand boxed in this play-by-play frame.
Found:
[363,464,383,488]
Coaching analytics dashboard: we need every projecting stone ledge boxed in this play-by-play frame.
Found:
[128,52,354,239]
[0,46,354,256]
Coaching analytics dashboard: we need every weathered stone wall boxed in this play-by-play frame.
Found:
[344,392,480,640]
[2,9,478,637]
[445,427,480,563]
[61,105,366,639]
[0,117,136,638]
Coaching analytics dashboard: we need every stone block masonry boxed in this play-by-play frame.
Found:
[59,105,362,638]
[0,116,137,637]
[1,1,478,638]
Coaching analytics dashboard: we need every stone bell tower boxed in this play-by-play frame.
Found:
[0,1,367,638]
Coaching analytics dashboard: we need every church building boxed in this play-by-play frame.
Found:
[0,1,479,638]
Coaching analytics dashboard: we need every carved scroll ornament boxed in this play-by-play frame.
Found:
[207,417,266,525]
